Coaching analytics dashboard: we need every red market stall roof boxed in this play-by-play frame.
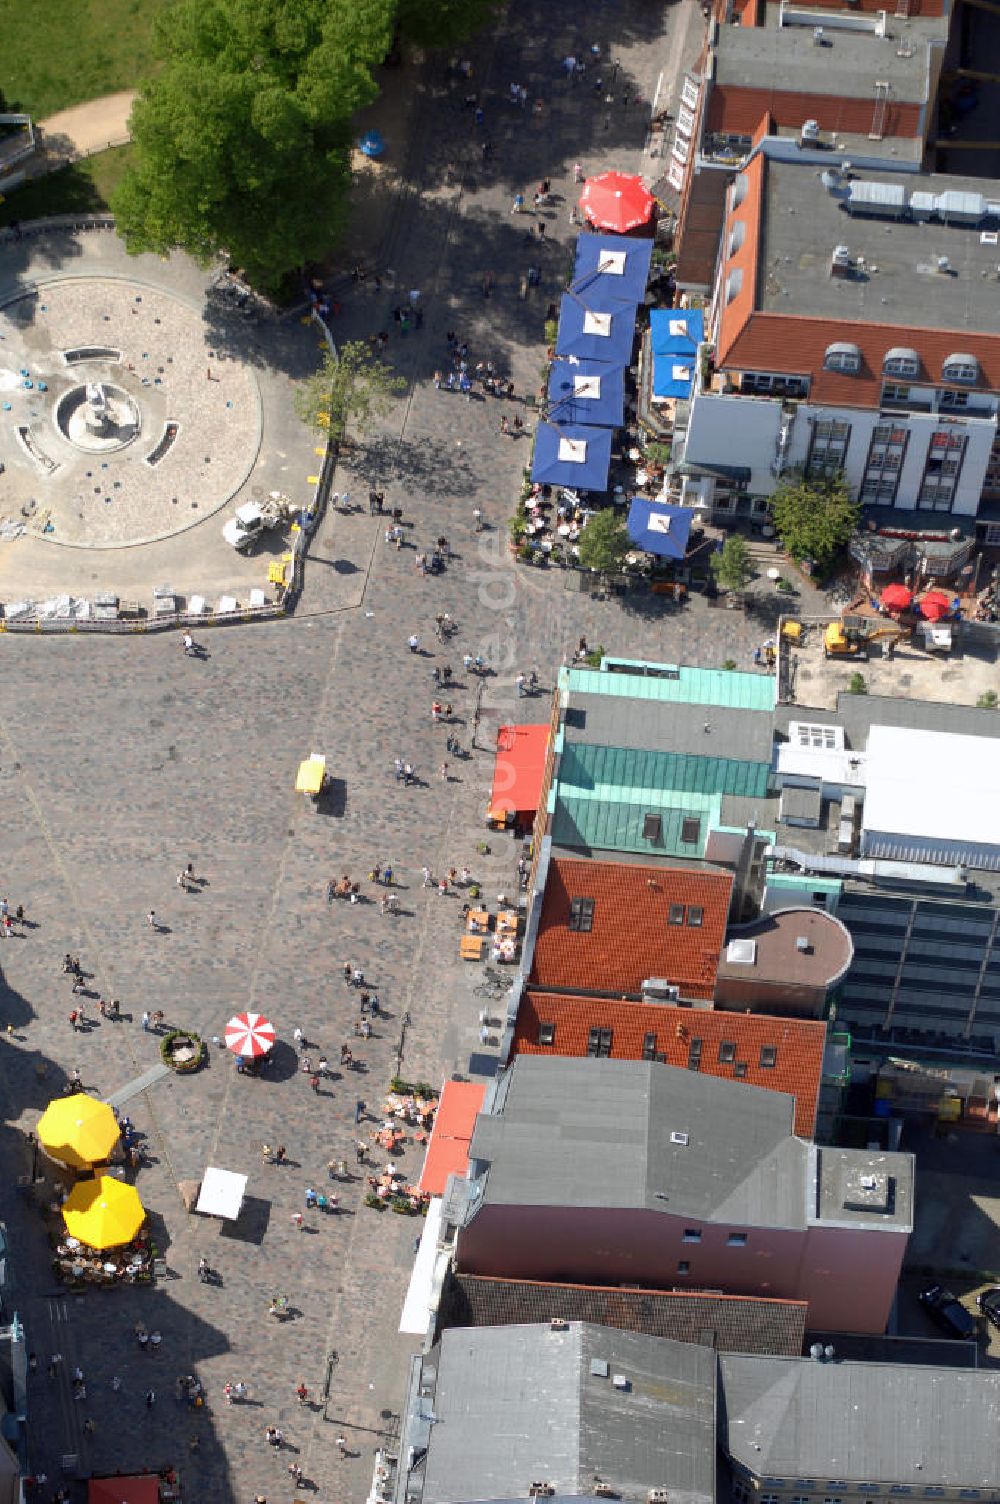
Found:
[418,1081,486,1196]
[488,723,550,824]
[90,1479,160,1504]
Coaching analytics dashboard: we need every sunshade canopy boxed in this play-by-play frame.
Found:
[38,1094,120,1170]
[547,357,625,428]
[555,291,637,365]
[880,583,913,610]
[89,1478,160,1504]
[295,753,326,794]
[918,589,952,621]
[359,129,385,158]
[649,307,705,400]
[225,1011,276,1058]
[627,498,693,560]
[63,1175,145,1250]
[530,422,612,491]
[580,171,655,233]
[196,1167,248,1220]
[572,232,653,303]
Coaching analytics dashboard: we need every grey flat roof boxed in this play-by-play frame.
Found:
[761,160,1000,332]
[719,1354,1000,1487]
[714,8,947,101]
[420,1323,716,1504]
[470,1056,804,1225]
[774,692,1000,748]
[771,125,925,166]
[468,1058,913,1232]
[566,693,774,763]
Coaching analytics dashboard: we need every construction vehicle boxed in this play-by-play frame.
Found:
[824,619,907,659]
[222,492,295,553]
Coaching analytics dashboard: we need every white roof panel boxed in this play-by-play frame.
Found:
[862,724,1000,847]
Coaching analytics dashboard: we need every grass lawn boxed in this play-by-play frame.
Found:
[0,0,169,117]
[0,147,134,227]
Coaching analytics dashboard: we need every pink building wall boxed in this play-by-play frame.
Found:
[456,1203,906,1334]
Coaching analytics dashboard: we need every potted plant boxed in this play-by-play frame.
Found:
[160,1030,204,1073]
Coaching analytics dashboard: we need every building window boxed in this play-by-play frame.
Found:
[760,1045,778,1068]
[688,1039,703,1070]
[761,1496,781,1504]
[642,1032,658,1061]
[687,906,704,927]
[861,423,908,504]
[681,817,702,845]
[792,1496,812,1503]
[719,1041,737,1063]
[917,429,966,512]
[728,221,746,256]
[587,1027,613,1058]
[725,269,744,305]
[883,348,920,378]
[734,1061,748,1078]
[727,1232,748,1246]
[942,354,979,384]
[677,1260,691,1274]
[568,897,595,932]
[940,389,968,408]
[537,1023,555,1046]
[739,371,808,399]
[668,904,686,925]
[806,418,851,480]
[824,1497,843,1503]
[683,1228,702,1243]
[889,1491,912,1496]
[823,342,861,375]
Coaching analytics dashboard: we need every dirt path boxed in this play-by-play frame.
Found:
[37,88,135,163]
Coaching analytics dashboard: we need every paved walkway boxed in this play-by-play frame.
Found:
[36,91,135,165]
[0,4,756,1504]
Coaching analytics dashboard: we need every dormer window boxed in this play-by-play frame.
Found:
[942,353,979,384]
[824,342,861,375]
[725,269,744,305]
[732,173,748,209]
[883,347,919,378]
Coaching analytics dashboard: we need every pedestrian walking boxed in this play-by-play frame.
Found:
[145,1390,155,1409]
[296,1382,309,1404]
[511,193,524,213]
[355,1098,366,1124]
[291,1213,303,1230]
[274,1145,287,1164]
[142,1011,151,1032]
[473,507,483,531]
[309,1074,320,1093]
[182,633,196,656]
[355,1138,367,1163]
[146,910,156,929]
[336,1437,348,1458]
[574,161,585,181]
[440,762,449,781]
[288,1464,303,1487]
[408,633,420,653]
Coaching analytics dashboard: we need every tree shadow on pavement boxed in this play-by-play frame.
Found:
[352,431,481,499]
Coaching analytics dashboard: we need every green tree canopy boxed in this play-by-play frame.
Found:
[113,0,394,290]
[394,0,502,46]
[294,340,406,442]
[769,473,859,572]
[710,534,755,593]
[577,508,630,575]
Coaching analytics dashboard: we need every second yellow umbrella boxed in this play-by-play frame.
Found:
[37,1094,120,1170]
[63,1175,145,1250]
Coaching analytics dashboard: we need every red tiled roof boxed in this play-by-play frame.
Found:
[528,857,733,1000]
[707,84,923,136]
[418,1081,486,1195]
[512,990,825,1137]
[716,149,765,366]
[722,312,1000,405]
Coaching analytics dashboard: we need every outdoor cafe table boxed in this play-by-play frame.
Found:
[496,911,519,936]
[466,909,489,934]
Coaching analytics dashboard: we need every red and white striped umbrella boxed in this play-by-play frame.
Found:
[224,1011,276,1058]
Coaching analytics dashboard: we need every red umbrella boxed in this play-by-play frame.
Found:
[918,589,951,621]
[224,1011,276,1058]
[880,583,912,612]
[580,171,655,234]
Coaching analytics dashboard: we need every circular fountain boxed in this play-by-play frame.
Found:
[55,380,141,453]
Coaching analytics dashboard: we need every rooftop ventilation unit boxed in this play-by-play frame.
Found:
[801,118,820,143]
[529,1486,555,1498]
[726,938,757,965]
[643,978,681,1001]
[611,1375,631,1392]
[648,1492,670,1504]
[670,1131,690,1146]
[549,1317,568,1331]
[795,935,812,953]
[830,244,851,279]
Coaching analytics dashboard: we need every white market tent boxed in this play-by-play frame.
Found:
[196,1167,248,1220]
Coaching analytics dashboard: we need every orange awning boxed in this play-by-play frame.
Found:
[89,1478,160,1504]
[488,723,549,822]
[418,1081,486,1195]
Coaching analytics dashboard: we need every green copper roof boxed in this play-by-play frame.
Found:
[565,661,775,712]
[552,792,721,857]
[559,741,770,801]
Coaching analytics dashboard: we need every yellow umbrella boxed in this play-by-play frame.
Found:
[37,1094,120,1170]
[63,1175,145,1250]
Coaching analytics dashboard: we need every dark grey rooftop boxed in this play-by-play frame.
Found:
[774,692,1000,749]
[420,1323,717,1504]
[719,1353,1000,1487]
[565,693,774,763]
[714,7,948,102]
[466,1058,913,1232]
[761,160,1000,333]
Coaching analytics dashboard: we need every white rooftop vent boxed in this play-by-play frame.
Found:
[830,243,851,278]
[611,1375,631,1392]
[549,1317,568,1331]
[796,935,811,953]
[590,1358,610,1377]
[648,1492,670,1504]
[670,1131,690,1146]
[860,1174,877,1189]
[813,26,825,43]
[801,118,820,142]
[529,1486,555,1498]
[595,1485,619,1499]
[726,938,757,965]
[936,256,952,273]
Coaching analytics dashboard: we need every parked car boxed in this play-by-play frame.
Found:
[977,1286,1000,1333]
[918,1283,977,1339]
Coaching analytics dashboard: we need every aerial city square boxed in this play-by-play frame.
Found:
[1,0,1000,1501]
